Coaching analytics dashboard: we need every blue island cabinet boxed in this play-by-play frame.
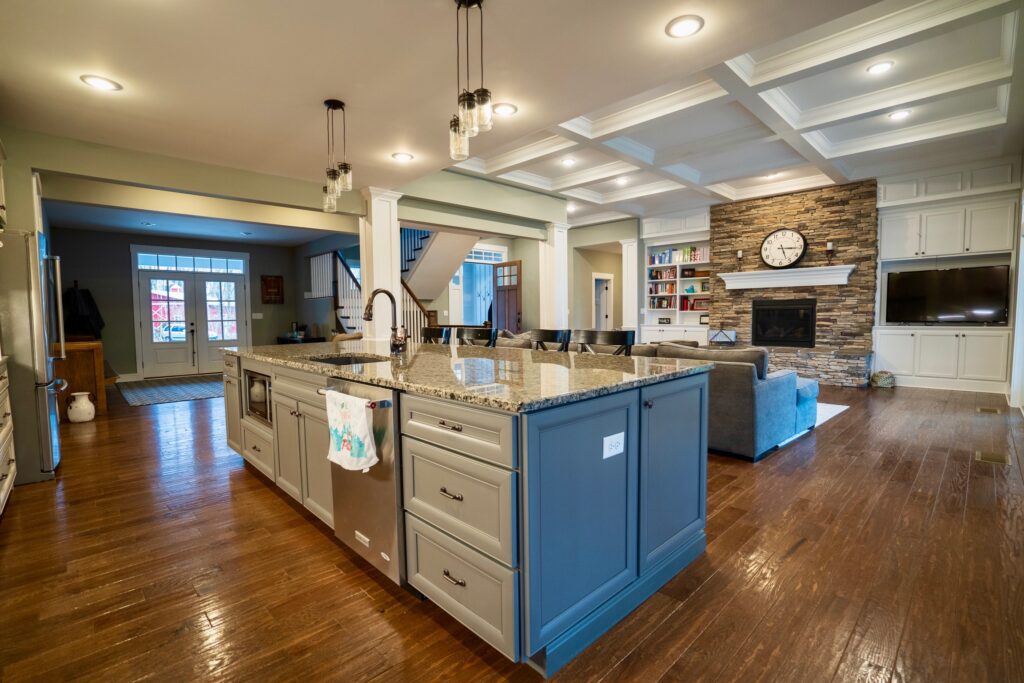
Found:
[520,373,708,677]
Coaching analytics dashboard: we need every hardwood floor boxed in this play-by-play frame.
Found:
[1,385,1022,681]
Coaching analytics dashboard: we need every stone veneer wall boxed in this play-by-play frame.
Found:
[709,180,878,386]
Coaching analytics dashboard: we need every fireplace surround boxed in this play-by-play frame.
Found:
[752,299,816,348]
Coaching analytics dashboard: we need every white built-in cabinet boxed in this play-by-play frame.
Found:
[879,196,1017,260]
[640,325,708,345]
[873,328,1010,388]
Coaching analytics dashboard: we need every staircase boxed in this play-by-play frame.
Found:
[401,228,431,274]
[334,249,433,344]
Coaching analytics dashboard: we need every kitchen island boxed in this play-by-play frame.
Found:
[223,339,712,677]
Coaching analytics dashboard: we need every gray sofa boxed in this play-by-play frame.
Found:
[657,344,819,461]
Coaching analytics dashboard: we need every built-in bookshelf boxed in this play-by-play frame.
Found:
[644,239,712,326]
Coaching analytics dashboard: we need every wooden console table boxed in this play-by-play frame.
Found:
[53,341,117,421]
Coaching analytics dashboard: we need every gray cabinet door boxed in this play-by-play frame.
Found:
[223,375,242,454]
[300,403,333,528]
[639,376,707,573]
[272,394,303,502]
[522,389,639,655]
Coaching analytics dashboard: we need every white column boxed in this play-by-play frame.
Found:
[620,238,638,331]
[359,187,403,341]
[539,222,569,329]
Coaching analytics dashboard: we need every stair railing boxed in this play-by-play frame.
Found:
[334,251,363,335]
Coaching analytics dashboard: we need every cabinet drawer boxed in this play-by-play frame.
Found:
[0,390,12,448]
[401,394,517,468]
[0,431,14,485]
[241,424,274,479]
[405,514,519,661]
[223,355,240,377]
[403,437,517,566]
[273,375,327,409]
[0,364,9,396]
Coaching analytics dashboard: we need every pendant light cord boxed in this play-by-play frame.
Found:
[342,105,347,164]
[465,4,471,92]
[456,5,461,97]
[479,4,484,87]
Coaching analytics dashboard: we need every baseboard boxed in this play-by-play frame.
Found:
[115,373,143,383]
[888,375,1008,394]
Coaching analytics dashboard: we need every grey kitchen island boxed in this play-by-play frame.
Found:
[223,339,712,677]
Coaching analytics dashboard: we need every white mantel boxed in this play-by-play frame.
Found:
[718,264,856,289]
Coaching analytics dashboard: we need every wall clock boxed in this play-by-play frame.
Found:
[760,228,807,269]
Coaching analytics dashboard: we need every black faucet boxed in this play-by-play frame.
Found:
[363,288,407,355]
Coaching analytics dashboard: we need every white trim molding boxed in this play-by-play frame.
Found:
[539,222,570,328]
[718,264,856,289]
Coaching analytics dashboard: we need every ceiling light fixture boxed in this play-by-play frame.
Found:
[866,61,894,75]
[561,157,577,168]
[321,98,353,212]
[493,102,517,117]
[392,152,415,163]
[616,177,629,186]
[763,172,781,179]
[665,15,705,38]
[567,202,576,214]
[80,74,122,91]
[450,0,498,160]
[888,109,911,121]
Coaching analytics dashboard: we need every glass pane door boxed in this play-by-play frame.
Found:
[196,274,246,374]
[140,274,197,377]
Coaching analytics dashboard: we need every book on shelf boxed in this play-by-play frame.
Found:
[648,245,710,265]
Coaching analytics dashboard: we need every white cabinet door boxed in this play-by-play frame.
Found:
[920,209,965,257]
[914,331,959,378]
[879,214,921,259]
[300,404,334,528]
[224,375,242,453]
[966,200,1016,254]
[272,395,303,503]
[874,331,916,375]
[958,332,1009,382]
[679,327,708,345]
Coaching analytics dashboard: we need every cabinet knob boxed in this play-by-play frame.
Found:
[252,445,261,453]
[965,248,970,252]
[910,333,915,337]
[643,399,655,409]
[442,569,466,587]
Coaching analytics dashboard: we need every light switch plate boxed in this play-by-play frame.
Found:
[603,432,625,459]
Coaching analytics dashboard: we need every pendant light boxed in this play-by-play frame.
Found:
[322,99,351,211]
[449,2,471,160]
[472,2,492,133]
[449,115,469,161]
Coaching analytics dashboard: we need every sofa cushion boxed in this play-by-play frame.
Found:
[657,344,770,380]
[629,343,658,357]
[795,376,819,402]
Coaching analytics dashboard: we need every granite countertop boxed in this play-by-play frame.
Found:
[227,340,713,413]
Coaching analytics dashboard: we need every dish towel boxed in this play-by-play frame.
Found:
[325,390,379,472]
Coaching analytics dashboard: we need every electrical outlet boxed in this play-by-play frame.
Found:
[252,312,264,320]
[603,432,625,459]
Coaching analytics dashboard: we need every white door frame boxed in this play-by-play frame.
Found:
[130,244,252,380]
[448,241,509,326]
[592,272,614,330]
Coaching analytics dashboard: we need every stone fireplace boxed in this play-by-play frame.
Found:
[752,299,816,348]
[709,180,878,387]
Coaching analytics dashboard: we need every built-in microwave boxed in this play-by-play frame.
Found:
[244,370,272,426]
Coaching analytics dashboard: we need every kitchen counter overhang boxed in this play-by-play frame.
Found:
[226,339,713,413]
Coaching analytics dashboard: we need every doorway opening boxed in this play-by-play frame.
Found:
[593,273,614,331]
[448,243,508,326]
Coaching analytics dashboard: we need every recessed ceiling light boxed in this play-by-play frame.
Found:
[763,172,781,179]
[665,15,705,38]
[391,152,414,163]
[888,109,911,121]
[493,102,518,117]
[561,157,576,168]
[616,177,629,186]
[240,231,253,236]
[140,221,156,227]
[867,61,894,75]
[567,202,577,214]
[80,75,122,91]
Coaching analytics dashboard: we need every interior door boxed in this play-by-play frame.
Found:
[140,274,197,377]
[492,260,522,333]
[595,279,611,330]
[448,266,464,325]
[197,275,246,374]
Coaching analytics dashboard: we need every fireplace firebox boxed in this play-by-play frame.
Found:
[752,299,816,348]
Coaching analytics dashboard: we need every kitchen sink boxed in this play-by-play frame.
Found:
[310,353,391,366]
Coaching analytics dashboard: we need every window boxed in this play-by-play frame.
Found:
[466,247,505,263]
[137,252,245,274]
[150,279,187,343]
[205,281,239,341]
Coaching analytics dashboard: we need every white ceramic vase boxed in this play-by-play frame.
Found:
[249,380,267,403]
[67,392,96,423]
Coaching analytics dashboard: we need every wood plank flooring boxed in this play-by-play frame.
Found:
[1,385,1022,681]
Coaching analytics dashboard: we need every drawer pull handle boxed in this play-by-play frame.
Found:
[442,569,466,587]
[252,445,261,453]
[439,487,464,501]
[438,420,463,433]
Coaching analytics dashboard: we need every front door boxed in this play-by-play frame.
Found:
[141,274,196,377]
[197,275,245,373]
[492,260,522,333]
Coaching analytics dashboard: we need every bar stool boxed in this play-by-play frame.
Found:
[455,327,497,347]
[420,327,450,345]
[523,329,569,351]
[570,329,636,356]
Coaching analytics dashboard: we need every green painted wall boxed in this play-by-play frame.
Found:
[567,218,639,249]
[50,227,299,376]
[293,233,361,336]
[571,248,623,329]
[511,237,542,331]
[424,235,513,326]
[399,170,566,226]
[567,218,640,330]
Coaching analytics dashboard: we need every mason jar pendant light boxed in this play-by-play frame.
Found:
[449,115,469,161]
[472,1,492,133]
[450,0,495,159]
[322,99,351,211]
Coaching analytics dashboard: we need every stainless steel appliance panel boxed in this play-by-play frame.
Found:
[329,379,403,585]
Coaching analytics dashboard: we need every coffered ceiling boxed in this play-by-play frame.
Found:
[453,0,1024,226]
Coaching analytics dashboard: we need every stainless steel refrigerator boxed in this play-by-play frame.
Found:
[0,172,66,483]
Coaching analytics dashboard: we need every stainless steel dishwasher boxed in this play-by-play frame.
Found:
[327,378,404,585]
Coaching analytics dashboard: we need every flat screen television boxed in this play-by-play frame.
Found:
[886,265,1010,325]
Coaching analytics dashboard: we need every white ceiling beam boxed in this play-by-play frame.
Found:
[706,63,851,183]
[551,161,640,191]
[600,180,686,204]
[706,173,835,201]
[726,0,1017,90]
[474,135,579,175]
[568,210,634,228]
[652,126,779,166]
[492,170,554,192]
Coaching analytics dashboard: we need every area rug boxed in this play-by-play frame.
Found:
[777,402,849,448]
[118,374,224,406]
